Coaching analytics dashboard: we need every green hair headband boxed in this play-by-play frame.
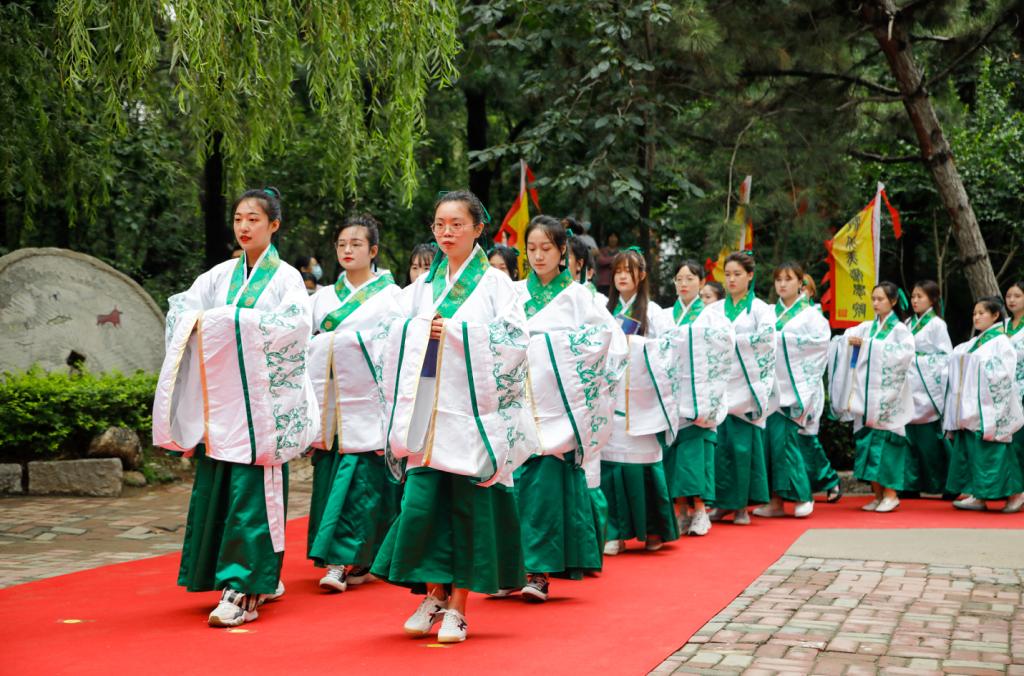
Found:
[624,245,644,256]
[896,287,910,313]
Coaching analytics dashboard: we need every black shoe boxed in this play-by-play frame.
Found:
[521,574,549,602]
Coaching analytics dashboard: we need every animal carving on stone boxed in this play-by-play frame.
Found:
[97,307,123,328]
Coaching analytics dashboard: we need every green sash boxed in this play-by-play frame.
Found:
[1007,316,1024,337]
[724,290,753,322]
[226,244,281,308]
[613,296,635,317]
[320,272,396,332]
[430,246,489,319]
[673,297,704,325]
[970,324,1004,353]
[775,296,809,330]
[908,308,935,335]
[869,311,898,339]
[524,269,573,319]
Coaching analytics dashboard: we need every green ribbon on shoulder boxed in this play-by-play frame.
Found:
[673,296,705,326]
[226,244,281,308]
[775,296,809,330]
[1006,316,1024,337]
[320,272,396,332]
[724,290,754,322]
[430,246,489,319]
[908,308,935,335]
[613,296,634,318]
[524,269,573,319]
[970,324,1005,353]
[869,311,898,340]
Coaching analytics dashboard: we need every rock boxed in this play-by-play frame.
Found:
[122,470,147,488]
[28,458,123,497]
[0,463,23,494]
[837,470,871,495]
[88,427,143,470]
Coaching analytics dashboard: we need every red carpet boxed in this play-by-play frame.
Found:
[2,497,1020,675]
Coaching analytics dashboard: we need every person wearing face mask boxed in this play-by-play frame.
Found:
[943,297,1024,513]
[152,187,320,628]
[827,282,915,513]
[295,255,325,290]
[305,214,403,594]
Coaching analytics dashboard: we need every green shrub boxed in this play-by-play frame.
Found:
[0,367,157,462]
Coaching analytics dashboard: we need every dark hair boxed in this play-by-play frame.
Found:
[562,216,585,236]
[525,215,566,254]
[874,281,904,319]
[487,244,520,281]
[704,281,725,301]
[975,295,1006,321]
[408,243,436,284]
[233,186,282,224]
[773,261,805,282]
[434,190,486,226]
[802,274,817,300]
[911,279,941,314]
[568,236,591,283]
[606,250,650,335]
[335,214,381,247]
[300,272,316,285]
[293,255,314,270]
[673,259,704,280]
[1007,280,1024,295]
[724,251,755,274]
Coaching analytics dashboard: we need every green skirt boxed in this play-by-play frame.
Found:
[853,427,917,491]
[798,434,840,494]
[712,415,770,510]
[662,425,716,501]
[177,448,287,595]
[599,461,679,542]
[589,487,609,553]
[764,413,813,503]
[307,451,402,568]
[906,421,949,494]
[945,430,1024,500]
[514,453,601,579]
[1012,427,1024,478]
[370,467,524,595]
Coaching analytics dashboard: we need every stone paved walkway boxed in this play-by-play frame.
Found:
[655,555,1024,675]
[0,459,313,589]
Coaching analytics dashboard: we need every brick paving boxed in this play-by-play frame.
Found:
[0,458,313,589]
[654,555,1024,675]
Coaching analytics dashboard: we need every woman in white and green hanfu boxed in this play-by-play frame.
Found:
[600,248,680,555]
[662,260,734,536]
[152,188,320,628]
[370,191,536,644]
[827,282,915,513]
[943,298,1024,513]
[305,215,403,593]
[509,216,626,601]
[706,252,775,525]
[1004,281,1024,512]
[755,262,830,520]
[903,281,953,496]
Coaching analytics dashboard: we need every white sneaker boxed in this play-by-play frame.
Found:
[319,565,347,593]
[677,511,692,533]
[752,505,785,518]
[490,587,518,598]
[603,539,625,556]
[208,590,257,628]
[347,567,375,586]
[953,496,987,511]
[521,573,549,602]
[688,510,711,536]
[403,596,446,636]
[708,508,731,522]
[794,501,814,518]
[644,535,664,551]
[733,510,751,525]
[1003,493,1024,514]
[862,499,881,512]
[875,496,900,513]
[258,580,285,606]
[437,608,468,643]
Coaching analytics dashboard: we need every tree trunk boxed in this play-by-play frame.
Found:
[862,0,999,298]
[203,131,228,269]
[464,86,492,208]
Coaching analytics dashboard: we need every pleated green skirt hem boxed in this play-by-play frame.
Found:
[798,433,839,493]
[853,427,917,491]
[765,413,813,503]
[906,421,949,494]
[599,461,679,543]
[662,425,716,501]
[177,448,287,595]
[370,467,524,595]
[712,415,770,510]
[945,430,1024,500]
[514,453,602,579]
[307,451,402,568]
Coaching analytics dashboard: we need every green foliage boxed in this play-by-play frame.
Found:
[0,368,157,461]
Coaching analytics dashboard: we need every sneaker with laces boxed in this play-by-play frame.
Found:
[208,589,258,628]
[403,596,447,636]
[688,510,711,536]
[793,501,814,518]
[347,567,375,586]
[521,574,549,602]
[319,565,348,593]
[953,496,987,511]
[861,498,880,512]
[603,539,625,556]
[437,608,468,643]
[1003,493,1024,514]
[874,496,900,513]
[733,509,750,525]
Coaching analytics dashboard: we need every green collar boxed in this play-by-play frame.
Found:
[908,308,936,335]
[1007,316,1024,337]
[869,311,898,339]
[226,244,280,308]
[673,296,704,325]
[775,296,809,330]
[613,295,636,318]
[320,272,396,332]
[524,269,574,319]
[429,245,490,319]
[724,290,754,322]
[970,324,1005,353]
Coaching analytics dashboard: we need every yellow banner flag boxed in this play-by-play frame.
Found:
[706,176,753,282]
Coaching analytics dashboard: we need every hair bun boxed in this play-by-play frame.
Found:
[263,186,282,200]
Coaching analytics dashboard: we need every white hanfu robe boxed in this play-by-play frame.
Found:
[943,329,1024,443]
[906,310,952,425]
[706,296,777,428]
[668,299,735,432]
[768,298,831,430]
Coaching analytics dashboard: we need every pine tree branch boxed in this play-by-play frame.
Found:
[741,68,900,96]
[846,149,920,164]
[920,13,1010,91]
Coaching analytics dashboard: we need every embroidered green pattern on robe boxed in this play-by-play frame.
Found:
[430,247,490,318]
[673,297,705,325]
[320,272,396,332]
[226,244,281,308]
[524,269,573,319]
[908,308,936,335]
[775,296,809,330]
[724,290,754,322]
